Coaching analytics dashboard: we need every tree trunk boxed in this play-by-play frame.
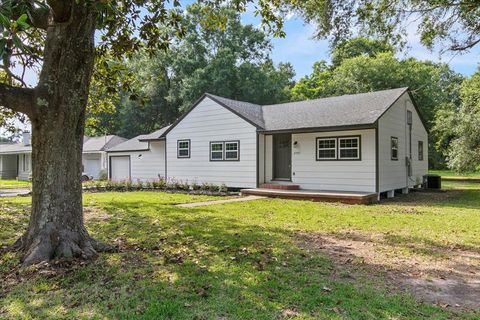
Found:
[13,2,111,266]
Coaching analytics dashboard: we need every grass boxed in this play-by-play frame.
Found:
[0,179,31,189]
[1,185,479,319]
[429,170,480,180]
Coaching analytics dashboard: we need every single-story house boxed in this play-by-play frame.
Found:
[107,87,428,198]
[0,133,126,180]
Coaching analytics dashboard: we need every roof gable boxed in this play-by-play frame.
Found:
[161,88,421,136]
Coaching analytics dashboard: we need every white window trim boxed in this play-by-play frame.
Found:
[224,141,239,161]
[177,139,190,158]
[317,138,337,160]
[338,137,360,160]
[210,142,224,161]
[210,141,240,161]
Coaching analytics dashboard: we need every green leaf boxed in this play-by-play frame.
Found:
[16,14,29,30]
[0,13,10,27]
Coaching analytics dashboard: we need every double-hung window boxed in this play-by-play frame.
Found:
[177,140,190,158]
[225,141,239,160]
[391,137,399,160]
[316,136,361,160]
[338,137,360,160]
[317,138,337,160]
[210,141,240,161]
[210,142,224,160]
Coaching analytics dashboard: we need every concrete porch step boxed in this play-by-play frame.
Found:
[260,183,300,190]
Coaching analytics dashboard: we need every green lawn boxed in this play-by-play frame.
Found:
[429,169,480,180]
[1,185,479,319]
[0,179,31,189]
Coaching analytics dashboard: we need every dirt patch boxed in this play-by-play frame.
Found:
[83,207,111,222]
[297,232,480,310]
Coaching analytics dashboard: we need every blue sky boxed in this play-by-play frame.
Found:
[240,8,479,79]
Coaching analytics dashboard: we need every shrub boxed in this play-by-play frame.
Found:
[98,169,108,181]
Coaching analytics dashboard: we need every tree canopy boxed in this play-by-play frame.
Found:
[86,5,295,138]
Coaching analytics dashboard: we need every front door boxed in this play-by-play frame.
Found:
[273,134,292,180]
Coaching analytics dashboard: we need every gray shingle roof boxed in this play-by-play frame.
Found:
[0,135,126,154]
[83,135,127,152]
[138,125,171,141]
[107,135,150,152]
[0,143,31,154]
[108,126,170,152]
[160,88,411,137]
[205,94,265,128]
[261,87,409,131]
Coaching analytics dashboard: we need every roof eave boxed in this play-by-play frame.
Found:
[258,124,376,134]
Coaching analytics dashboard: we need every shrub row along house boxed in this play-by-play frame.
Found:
[107,87,428,200]
[0,133,126,180]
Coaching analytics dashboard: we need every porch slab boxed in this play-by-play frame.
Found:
[240,188,378,205]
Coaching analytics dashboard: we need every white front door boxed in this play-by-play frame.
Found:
[110,156,130,181]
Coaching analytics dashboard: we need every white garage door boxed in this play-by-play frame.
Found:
[85,158,101,179]
[110,156,130,181]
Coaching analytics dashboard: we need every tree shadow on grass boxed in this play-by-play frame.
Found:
[0,199,475,319]
[379,187,480,210]
[298,231,480,311]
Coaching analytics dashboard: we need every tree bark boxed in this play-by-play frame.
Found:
[12,2,112,266]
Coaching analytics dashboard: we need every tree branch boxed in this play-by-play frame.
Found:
[451,38,480,51]
[0,83,34,116]
[47,0,73,23]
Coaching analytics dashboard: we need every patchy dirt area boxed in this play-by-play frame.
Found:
[297,232,480,310]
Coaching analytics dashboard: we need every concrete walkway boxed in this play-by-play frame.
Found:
[0,188,31,197]
[176,195,266,208]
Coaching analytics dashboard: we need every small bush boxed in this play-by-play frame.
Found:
[98,169,108,181]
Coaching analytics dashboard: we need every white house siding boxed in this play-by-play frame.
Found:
[166,97,257,188]
[108,141,166,181]
[378,93,428,192]
[289,129,376,192]
[18,153,32,180]
[258,133,265,184]
[264,135,273,183]
[0,155,17,179]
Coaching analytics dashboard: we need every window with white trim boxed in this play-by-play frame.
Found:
[338,137,360,160]
[210,141,240,161]
[225,141,239,160]
[177,140,190,158]
[317,138,337,160]
[210,142,224,161]
[391,137,399,160]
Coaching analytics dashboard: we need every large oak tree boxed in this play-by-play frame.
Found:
[0,0,477,267]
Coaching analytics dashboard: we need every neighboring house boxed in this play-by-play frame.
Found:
[0,133,32,180]
[108,87,428,197]
[82,135,127,179]
[0,133,126,180]
[106,126,169,181]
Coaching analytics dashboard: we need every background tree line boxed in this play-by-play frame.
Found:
[87,7,478,172]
